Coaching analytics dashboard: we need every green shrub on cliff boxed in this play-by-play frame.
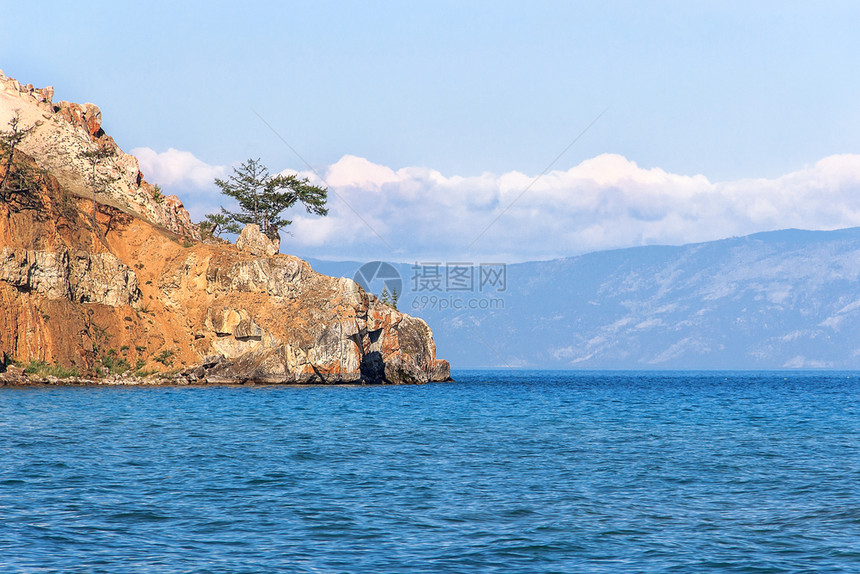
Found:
[100,349,131,375]
[379,286,399,310]
[154,349,175,367]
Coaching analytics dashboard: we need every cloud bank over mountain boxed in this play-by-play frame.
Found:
[133,148,860,262]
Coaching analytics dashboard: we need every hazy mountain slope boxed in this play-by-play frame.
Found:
[307,227,860,369]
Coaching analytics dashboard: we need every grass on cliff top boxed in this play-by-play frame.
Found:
[23,360,80,379]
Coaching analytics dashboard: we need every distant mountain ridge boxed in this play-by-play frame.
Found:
[307,227,860,369]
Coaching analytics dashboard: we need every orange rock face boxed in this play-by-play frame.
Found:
[0,151,450,384]
[57,102,103,138]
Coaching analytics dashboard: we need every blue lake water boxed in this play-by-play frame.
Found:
[1,370,859,573]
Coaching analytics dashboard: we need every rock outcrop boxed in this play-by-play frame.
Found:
[0,247,140,306]
[0,73,450,384]
[235,224,280,257]
[0,70,198,239]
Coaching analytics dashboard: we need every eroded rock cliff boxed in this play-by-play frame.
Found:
[0,70,198,239]
[0,74,450,384]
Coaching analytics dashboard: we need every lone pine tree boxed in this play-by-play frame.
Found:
[208,158,328,239]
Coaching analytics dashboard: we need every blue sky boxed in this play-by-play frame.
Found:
[3,1,860,261]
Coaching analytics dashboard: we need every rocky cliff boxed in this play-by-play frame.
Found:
[0,73,450,384]
[0,70,198,239]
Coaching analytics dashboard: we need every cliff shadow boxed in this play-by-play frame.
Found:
[360,350,385,383]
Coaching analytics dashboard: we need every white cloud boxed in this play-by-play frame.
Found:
[323,154,399,188]
[132,147,226,189]
[272,152,860,262]
[126,147,860,262]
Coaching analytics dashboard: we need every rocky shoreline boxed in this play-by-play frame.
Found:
[0,358,452,387]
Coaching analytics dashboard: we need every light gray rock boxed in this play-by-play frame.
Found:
[236,224,280,257]
[234,318,263,340]
[0,247,139,306]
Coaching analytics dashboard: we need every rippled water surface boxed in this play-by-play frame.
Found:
[2,371,859,573]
